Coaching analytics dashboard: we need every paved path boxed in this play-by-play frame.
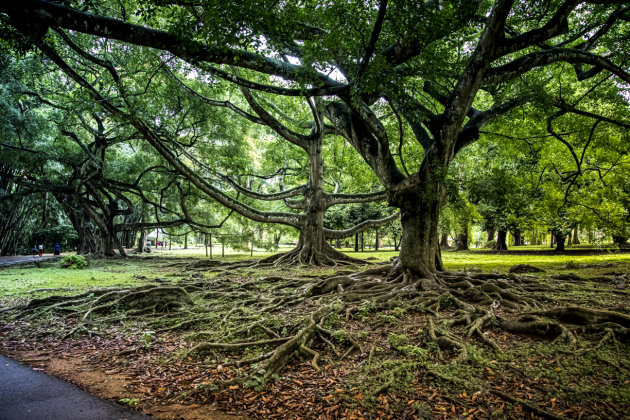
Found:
[0,355,152,420]
[0,255,58,267]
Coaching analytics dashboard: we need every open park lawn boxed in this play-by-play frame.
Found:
[1,248,629,420]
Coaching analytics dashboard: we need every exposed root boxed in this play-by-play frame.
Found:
[4,257,628,402]
[258,243,367,267]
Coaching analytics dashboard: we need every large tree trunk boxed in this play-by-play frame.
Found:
[493,230,508,250]
[62,204,96,255]
[512,228,522,246]
[396,189,444,281]
[455,232,468,251]
[260,136,360,266]
[555,231,567,252]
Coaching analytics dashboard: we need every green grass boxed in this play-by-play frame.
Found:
[1,246,628,308]
[342,246,630,273]
[0,259,162,306]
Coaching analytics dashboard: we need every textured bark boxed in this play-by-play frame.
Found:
[396,188,444,280]
[494,230,508,251]
[487,227,495,242]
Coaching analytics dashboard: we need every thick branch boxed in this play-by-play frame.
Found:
[2,0,343,91]
[324,211,400,239]
[325,190,387,207]
[483,48,630,85]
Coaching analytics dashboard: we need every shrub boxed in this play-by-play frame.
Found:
[59,255,87,269]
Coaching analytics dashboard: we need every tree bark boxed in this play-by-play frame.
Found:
[137,230,147,253]
[455,232,468,251]
[512,228,522,246]
[555,231,567,252]
[493,230,508,251]
[487,227,495,242]
[572,227,580,245]
[396,189,444,280]
[440,233,449,248]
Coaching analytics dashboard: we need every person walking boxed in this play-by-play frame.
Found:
[38,244,44,257]
[54,244,61,256]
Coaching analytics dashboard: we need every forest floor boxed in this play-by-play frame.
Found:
[0,248,629,419]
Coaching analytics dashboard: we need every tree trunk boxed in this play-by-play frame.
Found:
[612,235,628,245]
[137,230,147,253]
[354,233,359,252]
[487,227,495,242]
[393,235,400,251]
[63,204,96,255]
[493,230,508,251]
[572,227,580,245]
[396,194,443,280]
[512,228,522,246]
[555,232,566,252]
[455,232,469,251]
[374,229,380,251]
[259,136,361,266]
[184,233,188,249]
[439,233,449,248]
[209,233,213,259]
[550,232,555,248]
[42,192,48,228]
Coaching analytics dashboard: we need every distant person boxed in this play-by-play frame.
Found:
[54,244,61,256]
[32,245,37,257]
[38,243,44,257]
